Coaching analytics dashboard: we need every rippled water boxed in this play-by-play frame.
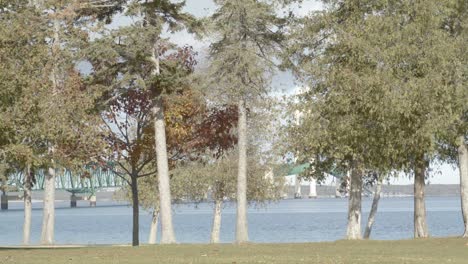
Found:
[0,196,463,245]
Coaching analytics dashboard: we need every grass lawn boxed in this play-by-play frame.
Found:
[1,238,468,263]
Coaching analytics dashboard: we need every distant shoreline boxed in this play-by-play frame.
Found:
[288,184,461,198]
[3,184,461,204]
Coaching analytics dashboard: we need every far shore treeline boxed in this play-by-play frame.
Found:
[0,0,466,247]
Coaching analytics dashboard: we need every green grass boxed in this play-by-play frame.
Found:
[1,238,468,263]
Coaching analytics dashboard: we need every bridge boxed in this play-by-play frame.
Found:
[6,167,124,192]
[1,166,125,210]
[284,163,374,198]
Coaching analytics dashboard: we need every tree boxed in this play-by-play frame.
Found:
[438,0,468,237]
[139,0,200,245]
[285,1,397,238]
[115,97,238,244]
[87,20,199,245]
[363,172,384,239]
[285,0,461,239]
[170,104,240,243]
[207,0,288,243]
[0,3,45,243]
[99,88,157,247]
[0,0,107,245]
[374,0,463,238]
[165,149,283,244]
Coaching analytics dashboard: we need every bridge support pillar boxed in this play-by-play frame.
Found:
[335,180,341,198]
[70,194,77,208]
[89,194,96,207]
[1,193,8,210]
[309,178,317,198]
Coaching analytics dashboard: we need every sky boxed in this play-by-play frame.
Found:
[108,0,460,185]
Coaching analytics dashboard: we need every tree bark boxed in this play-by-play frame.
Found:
[346,166,362,239]
[146,10,176,242]
[294,175,302,199]
[210,199,223,243]
[148,208,159,244]
[414,156,429,238]
[131,176,139,246]
[364,178,382,239]
[153,97,176,244]
[236,99,249,243]
[457,137,468,237]
[40,14,59,246]
[23,165,32,245]
[40,167,55,245]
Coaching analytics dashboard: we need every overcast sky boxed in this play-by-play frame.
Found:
[109,0,460,185]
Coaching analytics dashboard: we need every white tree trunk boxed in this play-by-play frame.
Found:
[457,137,468,237]
[147,18,176,243]
[153,97,176,244]
[294,175,302,198]
[40,15,59,246]
[40,167,55,245]
[364,178,382,239]
[346,167,362,239]
[210,199,223,243]
[236,99,249,243]
[148,208,159,244]
[414,157,429,238]
[23,165,32,245]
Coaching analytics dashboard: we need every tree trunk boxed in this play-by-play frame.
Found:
[236,99,249,243]
[364,178,382,239]
[131,177,139,246]
[153,97,176,244]
[147,12,176,242]
[294,175,302,199]
[457,137,468,237]
[23,165,32,245]
[148,208,160,244]
[40,14,59,246]
[40,167,55,245]
[414,156,429,238]
[346,166,362,240]
[210,199,223,243]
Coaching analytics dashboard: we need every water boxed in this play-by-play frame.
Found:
[0,196,463,245]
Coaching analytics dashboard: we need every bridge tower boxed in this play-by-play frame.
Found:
[308,178,317,198]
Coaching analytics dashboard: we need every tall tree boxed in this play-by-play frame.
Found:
[0,2,43,244]
[164,148,284,244]
[208,0,288,243]
[439,0,468,237]
[87,0,199,243]
[286,0,461,239]
[138,0,198,244]
[96,86,204,246]
[0,0,107,245]
[99,88,157,246]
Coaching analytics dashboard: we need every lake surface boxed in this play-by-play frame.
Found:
[0,196,464,245]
